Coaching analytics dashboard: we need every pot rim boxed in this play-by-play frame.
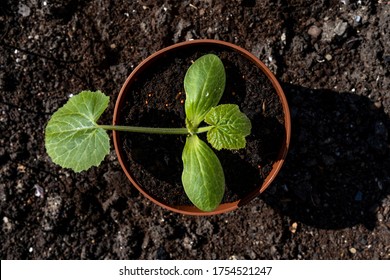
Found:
[113,39,291,216]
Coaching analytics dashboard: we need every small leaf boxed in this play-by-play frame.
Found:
[205,104,252,150]
[182,135,225,211]
[45,90,110,172]
[184,54,226,130]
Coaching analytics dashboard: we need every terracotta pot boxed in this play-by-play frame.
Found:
[112,39,291,215]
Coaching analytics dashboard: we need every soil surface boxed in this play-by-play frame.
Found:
[1,0,389,259]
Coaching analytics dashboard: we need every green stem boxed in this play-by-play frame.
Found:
[196,126,213,134]
[98,125,213,135]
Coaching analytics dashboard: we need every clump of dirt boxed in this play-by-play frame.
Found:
[1,0,389,260]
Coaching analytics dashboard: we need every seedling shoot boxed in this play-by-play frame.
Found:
[45,54,252,211]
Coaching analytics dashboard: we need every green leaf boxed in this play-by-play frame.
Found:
[205,104,252,150]
[182,135,225,211]
[184,54,226,131]
[45,90,110,172]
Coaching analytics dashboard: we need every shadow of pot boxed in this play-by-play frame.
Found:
[112,39,291,215]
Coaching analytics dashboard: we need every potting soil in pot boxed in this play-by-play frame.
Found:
[118,45,285,207]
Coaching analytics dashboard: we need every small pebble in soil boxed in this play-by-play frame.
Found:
[33,184,44,198]
[308,25,322,39]
[374,101,382,109]
[354,15,362,24]
[18,4,31,17]
[2,216,12,232]
[349,247,357,254]
[183,236,193,250]
[334,21,348,36]
[281,32,286,44]
[17,164,26,173]
[289,222,298,234]
[325,54,333,61]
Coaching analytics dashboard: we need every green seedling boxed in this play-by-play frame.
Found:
[45,54,251,211]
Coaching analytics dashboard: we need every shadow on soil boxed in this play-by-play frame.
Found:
[263,83,390,230]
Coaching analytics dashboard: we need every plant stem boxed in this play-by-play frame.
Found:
[196,126,213,134]
[98,125,213,135]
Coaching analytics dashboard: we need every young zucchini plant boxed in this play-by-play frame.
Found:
[45,54,251,212]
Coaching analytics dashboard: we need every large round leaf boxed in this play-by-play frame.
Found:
[45,91,110,172]
[184,54,226,131]
[182,134,225,211]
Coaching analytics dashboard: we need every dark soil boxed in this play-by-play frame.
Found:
[1,0,389,259]
[118,45,285,207]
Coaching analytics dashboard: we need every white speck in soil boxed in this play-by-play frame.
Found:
[183,236,193,250]
[18,4,31,17]
[33,184,44,198]
[334,21,348,36]
[354,15,362,23]
[281,32,286,44]
[16,181,24,193]
[2,216,13,232]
